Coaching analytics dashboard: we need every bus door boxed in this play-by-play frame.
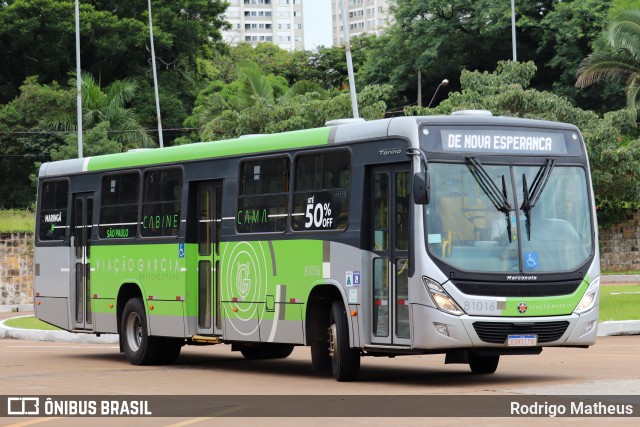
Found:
[71,192,94,330]
[195,181,223,336]
[370,165,411,345]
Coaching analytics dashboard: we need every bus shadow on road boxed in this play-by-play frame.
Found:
[60,346,560,387]
[124,349,560,387]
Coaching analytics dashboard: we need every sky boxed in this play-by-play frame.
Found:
[303,0,333,50]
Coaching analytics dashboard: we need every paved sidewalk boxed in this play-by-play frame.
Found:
[0,308,118,344]
[601,274,640,284]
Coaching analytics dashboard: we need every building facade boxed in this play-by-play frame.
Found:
[222,0,305,51]
[331,0,391,46]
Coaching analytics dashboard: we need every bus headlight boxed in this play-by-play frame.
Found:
[422,276,465,316]
[574,278,599,314]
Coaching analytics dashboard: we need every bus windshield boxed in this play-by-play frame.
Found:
[426,162,593,273]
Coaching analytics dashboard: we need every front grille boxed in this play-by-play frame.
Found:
[452,280,581,297]
[473,321,570,344]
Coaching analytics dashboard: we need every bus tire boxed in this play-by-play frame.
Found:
[155,338,183,365]
[328,301,360,381]
[469,352,499,374]
[121,297,158,365]
[310,340,331,371]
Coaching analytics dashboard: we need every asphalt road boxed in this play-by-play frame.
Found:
[0,334,639,426]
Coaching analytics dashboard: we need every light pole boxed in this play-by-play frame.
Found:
[427,79,449,108]
[339,0,359,119]
[511,0,517,61]
[148,0,164,148]
[75,0,83,158]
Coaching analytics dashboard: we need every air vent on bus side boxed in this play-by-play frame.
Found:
[325,118,366,126]
[451,110,493,116]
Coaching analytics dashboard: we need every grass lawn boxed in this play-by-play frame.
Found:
[0,209,34,233]
[599,284,640,322]
[3,316,60,330]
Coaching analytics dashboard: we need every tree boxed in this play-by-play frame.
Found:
[407,61,640,227]
[307,36,373,90]
[0,0,228,103]
[576,0,640,119]
[45,72,154,155]
[360,0,519,108]
[0,77,72,208]
[198,84,391,142]
[190,60,390,142]
[208,43,312,86]
[50,121,124,161]
[190,62,328,140]
[533,0,623,113]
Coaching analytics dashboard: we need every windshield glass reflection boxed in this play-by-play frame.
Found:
[426,163,593,273]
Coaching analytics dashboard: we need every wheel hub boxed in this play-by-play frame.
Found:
[126,312,142,352]
[328,323,337,359]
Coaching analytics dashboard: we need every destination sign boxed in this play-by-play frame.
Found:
[437,129,568,155]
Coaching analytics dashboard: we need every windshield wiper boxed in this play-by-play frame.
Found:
[521,159,555,240]
[465,156,512,241]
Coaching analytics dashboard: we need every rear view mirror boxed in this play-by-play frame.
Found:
[413,172,430,205]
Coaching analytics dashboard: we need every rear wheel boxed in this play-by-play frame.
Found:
[121,298,158,365]
[328,301,360,381]
[469,352,499,374]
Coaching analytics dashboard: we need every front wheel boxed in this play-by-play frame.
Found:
[328,301,360,381]
[469,352,499,374]
[121,298,158,365]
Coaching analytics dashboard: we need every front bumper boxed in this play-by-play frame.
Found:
[410,302,598,350]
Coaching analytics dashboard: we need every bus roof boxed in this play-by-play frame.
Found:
[38,114,580,178]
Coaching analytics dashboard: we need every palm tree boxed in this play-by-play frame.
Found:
[195,61,327,131]
[576,0,640,117]
[45,72,155,151]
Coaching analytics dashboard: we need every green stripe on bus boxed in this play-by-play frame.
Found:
[503,280,589,316]
[86,127,332,171]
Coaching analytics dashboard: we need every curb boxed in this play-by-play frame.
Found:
[597,320,640,336]
[0,304,34,313]
[601,275,640,284]
[0,315,118,344]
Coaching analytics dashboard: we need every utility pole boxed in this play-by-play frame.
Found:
[340,0,359,119]
[148,0,164,148]
[417,70,422,107]
[511,0,517,61]
[75,0,83,158]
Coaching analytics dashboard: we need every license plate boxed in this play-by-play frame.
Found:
[506,334,537,347]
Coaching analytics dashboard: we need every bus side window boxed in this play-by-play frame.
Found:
[141,168,183,238]
[99,172,139,239]
[38,180,69,242]
[292,150,351,232]
[237,157,289,233]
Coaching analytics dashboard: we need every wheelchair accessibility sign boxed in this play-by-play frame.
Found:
[524,252,539,270]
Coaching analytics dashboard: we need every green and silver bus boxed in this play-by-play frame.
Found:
[34,111,600,381]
